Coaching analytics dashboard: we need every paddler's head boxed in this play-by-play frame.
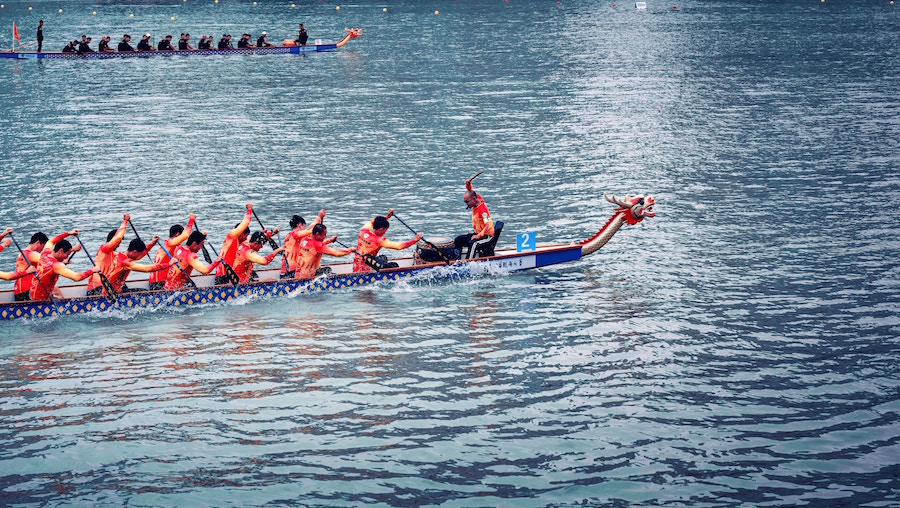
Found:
[372,216,390,237]
[312,224,327,241]
[248,232,267,251]
[29,232,49,250]
[289,215,306,230]
[126,239,146,260]
[52,240,73,261]
[186,231,206,253]
[169,224,184,239]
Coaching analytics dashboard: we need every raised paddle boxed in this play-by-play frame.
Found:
[8,233,60,310]
[73,234,119,303]
[333,239,383,272]
[194,219,239,286]
[391,212,453,265]
[250,208,290,270]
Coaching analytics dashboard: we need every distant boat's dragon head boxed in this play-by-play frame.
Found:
[604,194,655,225]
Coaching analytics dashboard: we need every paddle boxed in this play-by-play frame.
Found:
[250,208,290,270]
[194,219,239,286]
[391,212,452,265]
[155,242,198,289]
[8,233,59,309]
[73,234,119,303]
[333,239,383,272]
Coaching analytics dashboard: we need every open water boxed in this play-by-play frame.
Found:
[1,0,899,506]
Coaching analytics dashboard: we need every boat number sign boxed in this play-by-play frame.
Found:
[517,232,536,252]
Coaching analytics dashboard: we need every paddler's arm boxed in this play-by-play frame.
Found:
[380,233,423,251]
[170,214,196,246]
[104,214,131,252]
[0,237,9,254]
[136,236,160,260]
[46,229,79,252]
[122,258,172,273]
[227,204,253,239]
[0,266,34,281]
[322,235,337,246]
[245,247,285,266]
[322,246,353,257]
[54,262,97,282]
[188,254,222,275]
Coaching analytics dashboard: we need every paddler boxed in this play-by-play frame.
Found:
[353,209,421,273]
[295,224,353,280]
[214,204,253,285]
[233,232,285,284]
[454,172,494,259]
[105,238,171,295]
[0,229,34,282]
[29,235,98,301]
[14,230,80,301]
[85,214,131,296]
[164,231,223,291]
[281,210,325,279]
[148,213,195,290]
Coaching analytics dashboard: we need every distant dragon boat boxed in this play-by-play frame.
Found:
[0,28,361,60]
[0,195,654,321]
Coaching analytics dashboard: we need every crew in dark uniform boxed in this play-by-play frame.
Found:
[198,35,211,50]
[257,31,272,47]
[179,33,195,50]
[77,37,94,53]
[136,34,154,51]
[62,40,76,52]
[157,35,175,51]
[118,34,134,52]
[98,36,113,52]
[237,34,249,48]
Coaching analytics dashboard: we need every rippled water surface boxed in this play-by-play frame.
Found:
[1,0,899,506]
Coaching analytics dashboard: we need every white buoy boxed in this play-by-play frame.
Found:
[383,7,387,12]
[58,8,62,13]
[435,10,439,14]
[170,16,175,20]
[92,11,96,15]
[336,5,340,10]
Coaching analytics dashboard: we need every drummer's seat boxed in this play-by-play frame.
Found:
[465,221,503,259]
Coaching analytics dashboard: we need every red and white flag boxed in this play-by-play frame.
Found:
[13,22,19,42]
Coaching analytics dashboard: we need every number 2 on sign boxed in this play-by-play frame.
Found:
[517,232,536,252]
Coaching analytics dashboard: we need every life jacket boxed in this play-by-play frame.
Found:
[471,198,494,237]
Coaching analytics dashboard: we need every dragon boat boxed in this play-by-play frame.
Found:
[0,28,360,60]
[0,194,654,321]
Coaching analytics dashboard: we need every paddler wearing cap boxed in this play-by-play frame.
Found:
[257,31,272,47]
[453,172,494,259]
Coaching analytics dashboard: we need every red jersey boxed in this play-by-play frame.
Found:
[107,252,167,294]
[234,243,280,283]
[471,198,494,237]
[164,246,197,291]
[86,241,119,291]
[29,250,92,301]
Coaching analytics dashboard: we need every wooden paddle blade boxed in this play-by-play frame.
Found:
[201,245,213,264]
[100,274,119,303]
[224,263,240,287]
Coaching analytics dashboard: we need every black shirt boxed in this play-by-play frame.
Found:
[37,26,43,42]
[178,39,188,50]
[77,42,93,53]
[237,38,248,48]
[218,38,228,50]
[118,41,134,52]
[198,40,210,50]
[62,44,74,52]
[98,40,109,52]
[137,39,151,51]
[158,40,173,51]
[257,36,267,47]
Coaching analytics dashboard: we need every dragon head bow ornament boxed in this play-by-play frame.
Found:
[605,194,655,225]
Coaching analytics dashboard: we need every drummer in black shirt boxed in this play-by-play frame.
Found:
[257,31,273,47]
[136,34,154,51]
